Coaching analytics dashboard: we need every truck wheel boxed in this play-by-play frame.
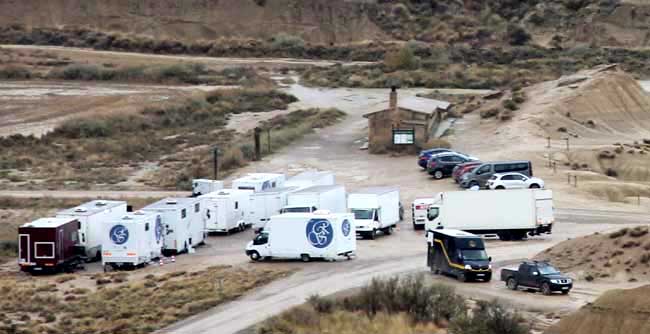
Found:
[433,170,444,179]
[249,251,262,262]
[542,283,552,296]
[498,233,512,241]
[469,181,479,188]
[457,272,467,282]
[383,227,393,235]
[530,184,540,189]
[370,229,377,240]
[300,254,311,262]
[495,186,505,190]
[507,278,518,290]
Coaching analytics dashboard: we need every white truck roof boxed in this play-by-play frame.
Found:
[22,217,77,228]
[142,197,200,211]
[252,186,299,195]
[200,188,253,198]
[351,187,399,195]
[293,185,342,194]
[234,173,284,182]
[57,200,126,216]
[117,211,158,222]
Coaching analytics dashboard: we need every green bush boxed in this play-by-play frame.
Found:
[450,300,529,334]
[384,46,420,71]
[271,33,305,50]
[0,240,18,256]
[0,66,32,79]
[503,99,518,111]
[506,24,531,46]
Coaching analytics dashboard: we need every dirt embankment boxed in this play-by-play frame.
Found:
[536,226,650,283]
[545,284,650,334]
[0,0,386,44]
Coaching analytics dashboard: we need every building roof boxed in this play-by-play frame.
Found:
[363,96,451,118]
[57,200,126,217]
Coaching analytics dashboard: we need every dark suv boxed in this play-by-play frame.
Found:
[427,152,477,179]
[501,261,572,295]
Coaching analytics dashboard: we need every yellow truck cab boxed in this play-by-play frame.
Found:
[426,229,492,282]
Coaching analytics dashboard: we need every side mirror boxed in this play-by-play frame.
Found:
[488,257,492,262]
[533,271,539,276]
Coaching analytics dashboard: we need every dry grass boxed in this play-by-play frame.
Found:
[583,181,650,203]
[0,266,291,334]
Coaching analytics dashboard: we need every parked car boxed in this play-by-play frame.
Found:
[427,152,478,179]
[487,173,544,190]
[501,261,572,295]
[452,161,483,183]
[460,160,533,188]
[417,148,452,169]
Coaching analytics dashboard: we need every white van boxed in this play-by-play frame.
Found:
[200,189,253,233]
[141,197,206,254]
[101,211,163,270]
[411,197,435,230]
[348,187,401,239]
[232,173,285,192]
[282,185,347,214]
[56,200,127,260]
[192,179,224,196]
[249,186,300,232]
[245,211,356,262]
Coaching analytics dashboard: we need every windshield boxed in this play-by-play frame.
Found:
[461,249,489,261]
[352,209,375,220]
[281,207,311,213]
[538,265,560,275]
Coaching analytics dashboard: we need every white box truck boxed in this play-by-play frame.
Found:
[101,211,163,270]
[200,189,253,234]
[412,197,435,230]
[285,171,335,189]
[249,186,300,232]
[281,185,347,214]
[232,173,285,192]
[141,197,206,254]
[245,211,356,262]
[348,187,401,239]
[192,179,224,196]
[56,200,127,260]
[425,189,554,240]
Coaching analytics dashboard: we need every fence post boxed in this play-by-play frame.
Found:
[212,146,219,180]
[254,127,262,161]
[565,137,570,151]
[574,175,578,188]
[267,128,272,154]
[547,136,551,149]
[553,161,557,174]
[568,173,571,184]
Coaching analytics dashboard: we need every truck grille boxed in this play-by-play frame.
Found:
[471,265,489,270]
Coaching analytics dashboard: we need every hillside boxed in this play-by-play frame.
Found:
[545,284,650,334]
[0,0,649,48]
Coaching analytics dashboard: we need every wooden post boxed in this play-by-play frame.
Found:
[574,175,578,188]
[254,127,262,161]
[213,146,219,180]
[547,136,551,148]
[565,137,570,151]
[267,128,272,154]
[553,161,557,174]
[568,173,571,184]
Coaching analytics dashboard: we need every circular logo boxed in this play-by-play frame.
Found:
[342,219,351,237]
[110,225,129,245]
[155,216,163,243]
[306,219,334,249]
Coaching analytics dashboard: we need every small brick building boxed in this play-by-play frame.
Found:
[363,87,450,153]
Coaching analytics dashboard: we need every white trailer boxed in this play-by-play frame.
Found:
[232,173,285,192]
[245,211,356,262]
[249,186,300,231]
[141,197,206,254]
[282,185,346,214]
[200,189,253,234]
[411,197,435,230]
[348,187,401,239]
[285,171,335,189]
[56,200,127,260]
[192,179,224,196]
[425,189,554,240]
[101,211,163,269]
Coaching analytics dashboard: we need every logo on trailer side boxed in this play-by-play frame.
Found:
[155,215,163,243]
[110,225,129,245]
[341,219,351,237]
[306,219,333,248]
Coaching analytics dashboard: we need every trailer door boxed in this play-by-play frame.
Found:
[19,234,30,263]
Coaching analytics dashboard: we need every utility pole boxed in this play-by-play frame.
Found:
[254,127,262,161]
[212,146,219,180]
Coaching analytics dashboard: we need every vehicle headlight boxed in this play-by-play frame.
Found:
[550,279,559,284]
[488,264,492,269]
[464,265,472,270]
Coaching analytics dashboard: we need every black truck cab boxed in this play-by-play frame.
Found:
[426,229,492,282]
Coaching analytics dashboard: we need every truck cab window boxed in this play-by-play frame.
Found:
[427,207,440,221]
[253,233,269,245]
[352,209,374,220]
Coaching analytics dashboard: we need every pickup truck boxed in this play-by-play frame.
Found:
[501,261,572,295]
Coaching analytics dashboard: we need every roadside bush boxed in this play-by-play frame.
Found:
[424,138,451,149]
[506,24,531,46]
[384,45,420,71]
[502,99,518,111]
[609,228,628,239]
[450,300,529,334]
[271,33,305,50]
[0,241,18,256]
[480,108,499,119]
[0,65,32,79]
[499,109,514,121]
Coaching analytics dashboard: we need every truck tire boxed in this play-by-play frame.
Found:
[512,231,527,241]
[507,278,518,290]
[370,229,377,240]
[530,184,540,189]
[433,170,444,179]
[542,283,552,296]
[469,181,479,188]
[300,254,311,262]
[383,226,393,235]
[457,272,468,282]
[498,232,512,241]
[249,251,262,262]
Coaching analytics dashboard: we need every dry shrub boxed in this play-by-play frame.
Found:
[629,226,649,238]
[480,108,499,119]
[424,138,451,149]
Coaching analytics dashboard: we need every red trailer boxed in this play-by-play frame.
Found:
[18,217,83,274]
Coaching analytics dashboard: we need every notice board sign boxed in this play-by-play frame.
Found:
[392,129,415,145]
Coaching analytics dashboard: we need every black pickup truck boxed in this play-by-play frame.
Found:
[501,261,572,295]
